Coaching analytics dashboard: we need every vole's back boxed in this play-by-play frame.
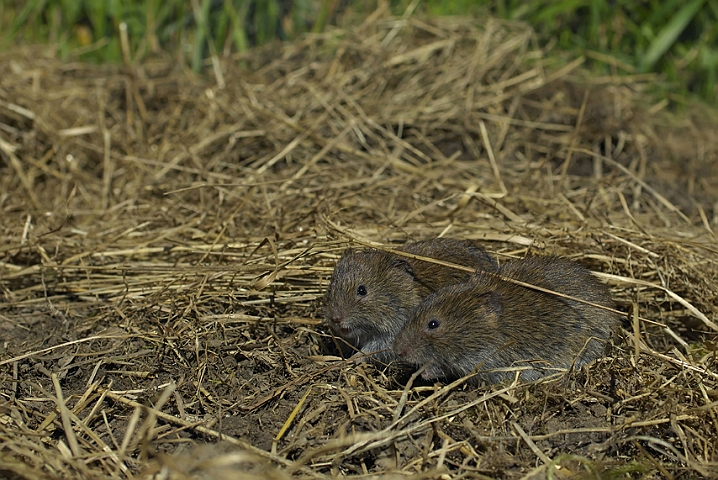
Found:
[474,256,617,378]
[399,238,497,294]
[395,255,619,382]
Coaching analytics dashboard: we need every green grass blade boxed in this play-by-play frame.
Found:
[534,0,586,25]
[642,0,706,71]
[6,0,45,40]
[255,0,281,46]
[645,0,686,26]
[191,0,212,72]
[224,0,249,53]
[312,0,332,33]
[709,0,718,19]
[86,0,108,39]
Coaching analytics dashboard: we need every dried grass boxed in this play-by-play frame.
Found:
[1,10,717,480]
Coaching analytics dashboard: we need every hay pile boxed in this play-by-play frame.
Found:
[1,9,717,479]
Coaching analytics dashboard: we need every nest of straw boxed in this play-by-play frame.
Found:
[1,11,717,480]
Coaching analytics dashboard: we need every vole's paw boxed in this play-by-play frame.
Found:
[350,351,369,364]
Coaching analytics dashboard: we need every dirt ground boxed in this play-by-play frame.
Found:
[1,12,717,480]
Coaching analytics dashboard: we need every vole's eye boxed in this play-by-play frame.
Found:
[427,319,440,330]
[357,285,368,296]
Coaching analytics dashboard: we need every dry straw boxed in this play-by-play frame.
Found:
[1,7,717,480]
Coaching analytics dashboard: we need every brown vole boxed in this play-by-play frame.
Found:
[324,238,497,364]
[393,255,619,383]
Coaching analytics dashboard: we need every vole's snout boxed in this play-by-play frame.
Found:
[327,312,345,326]
[394,340,408,359]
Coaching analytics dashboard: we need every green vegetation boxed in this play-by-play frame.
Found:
[1,0,716,102]
[1,0,317,64]
[416,0,718,102]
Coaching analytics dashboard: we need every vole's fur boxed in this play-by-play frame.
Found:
[393,255,619,382]
[324,238,497,363]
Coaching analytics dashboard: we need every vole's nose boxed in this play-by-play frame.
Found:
[328,313,344,325]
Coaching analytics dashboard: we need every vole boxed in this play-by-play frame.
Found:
[393,255,619,383]
[324,238,497,364]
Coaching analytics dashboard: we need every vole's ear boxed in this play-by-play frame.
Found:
[390,257,415,278]
[480,291,503,316]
